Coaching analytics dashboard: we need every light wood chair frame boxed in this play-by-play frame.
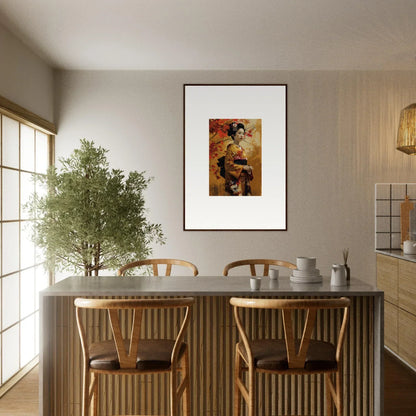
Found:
[75,297,194,416]
[223,259,296,277]
[118,258,199,277]
[230,297,350,416]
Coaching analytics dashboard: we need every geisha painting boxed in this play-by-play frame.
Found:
[209,119,262,196]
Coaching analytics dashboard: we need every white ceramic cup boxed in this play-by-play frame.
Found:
[331,264,347,286]
[250,277,262,290]
[403,240,416,254]
[269,269,279,280]
[296,257,316,271]
[269,279,279,289]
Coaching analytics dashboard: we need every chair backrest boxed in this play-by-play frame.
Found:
[223,259,296,276]
[74,297,194,369]
[118,258,199,277]
[230,297,350,369]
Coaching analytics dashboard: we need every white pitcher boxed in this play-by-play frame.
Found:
[331,264,347,286]
[403,240,416,255]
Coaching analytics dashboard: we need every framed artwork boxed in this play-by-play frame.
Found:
[183,84,287,230]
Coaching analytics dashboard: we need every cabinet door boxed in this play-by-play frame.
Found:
[377,254,398,304]
[399,259,416,316]
[384,301,399,353]
[398,309,416,369]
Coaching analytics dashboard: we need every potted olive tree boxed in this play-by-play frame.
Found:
[27,139,164,276]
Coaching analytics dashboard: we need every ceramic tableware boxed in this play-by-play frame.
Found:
[331,264,347,286]
[250,277,262,290]
[296,257,316,270]
[403,240,416,254]
[269,269,279,280]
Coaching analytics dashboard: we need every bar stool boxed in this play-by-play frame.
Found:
[230,297,350,416]
[74,297,194,416]
[223,259,296,276]
[118,258,199,276]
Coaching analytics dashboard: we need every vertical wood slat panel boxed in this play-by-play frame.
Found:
[49,295,373,416]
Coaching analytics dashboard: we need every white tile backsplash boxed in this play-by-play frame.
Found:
[392,200,402,216]
[392,216,401,233]
[376,233,390,249]
[391,233,401,249]
[375,183,416,250]
[392,183,407,200]
[375,183,390,200]
[407,184,416,200]
[376,200,390,216]
[376,216,390,233]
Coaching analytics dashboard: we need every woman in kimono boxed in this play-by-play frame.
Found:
[224,122,253,196]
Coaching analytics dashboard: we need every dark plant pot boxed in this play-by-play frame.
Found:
[344,264,351,281]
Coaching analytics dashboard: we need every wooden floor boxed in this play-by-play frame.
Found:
[0,350,415,415]
[0,366,39,415]
[384,349,416,416]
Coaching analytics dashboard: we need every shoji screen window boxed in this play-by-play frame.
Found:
[0,102,55,395]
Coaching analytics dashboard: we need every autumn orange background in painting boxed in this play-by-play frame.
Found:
[209,118,262,196]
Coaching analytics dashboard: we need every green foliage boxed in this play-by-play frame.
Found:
[26,139,165,276]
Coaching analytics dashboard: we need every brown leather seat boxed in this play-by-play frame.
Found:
[230,297,350,416]
[75,297,194,416]
[238,339,337,372]
[89,339,187,371]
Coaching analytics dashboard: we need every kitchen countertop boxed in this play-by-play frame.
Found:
[40,274,384,416]
[41,275,382,297]
[376,249,416,263]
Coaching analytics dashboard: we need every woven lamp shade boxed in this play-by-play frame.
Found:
[397,103,416,155]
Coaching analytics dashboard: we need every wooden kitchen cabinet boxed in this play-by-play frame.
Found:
[384,301,399,352]
[377,253,398,304]
[399,259,416,316]
[377,253,416,369]
[399,309,416,368]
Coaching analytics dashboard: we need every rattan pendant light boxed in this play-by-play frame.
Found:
[397,103,416,155]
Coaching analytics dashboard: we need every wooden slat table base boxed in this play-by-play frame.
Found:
[43,296,374,416]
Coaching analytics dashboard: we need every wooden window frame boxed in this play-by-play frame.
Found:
[0,94,56,397]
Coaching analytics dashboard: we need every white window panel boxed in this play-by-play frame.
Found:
[35,131,48,174]
[20,268,35,318]
[21,223,35,269]
[0,107,53,392]
[35,175,47,200]
[2,116,19,168]
[35,265,49,310]
[20,172,34,220]
[2,222,19,275]
[35,244,46,265]
[2,325,19,383]
[2,273,19,329]
[20,124,35,172]
[34,311,39,355]
[2,168,19,221]
[20,315,35,366]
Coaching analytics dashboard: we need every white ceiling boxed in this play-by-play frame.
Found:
[1,0,416,71]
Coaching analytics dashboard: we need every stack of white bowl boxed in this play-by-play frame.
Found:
[290,257,322,283]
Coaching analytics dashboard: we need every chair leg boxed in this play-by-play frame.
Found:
[248,366,255,416]
[182,349,191,416]
[336,369,343,416]
[234,347,242,416]
[325,373,333,416]
[81,366,90,416]
[91,372,98,416]
[170,366,178,416]
[325,368,344,416]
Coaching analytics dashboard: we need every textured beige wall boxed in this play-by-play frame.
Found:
[54,70,416,281]
[0,23,54,122]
